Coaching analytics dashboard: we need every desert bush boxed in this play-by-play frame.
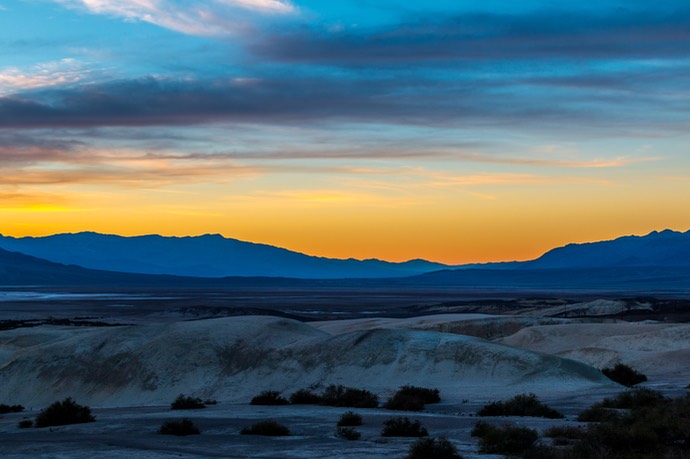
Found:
[477,393,564,419]
[568,392,690,458]
[473,422,539,455]
[381,417,429,437]
[250,390,289,406]
[600,388,666,409]
[17,419,33,429]
[405,437,463,459]
[34,398,95,428]
[159,418,200,436]
[337,411,362,427]
[289,388,322,405]
[335,426,361,440]
[321,385,379,408]
[384,393,425,411]
[240,420,290,436]
[544,425,586,440]
[601,363,648,387]
[397,385,441,404]
[470,420,493,438]
[576,388,666,422]
[576,405,621,423]
[0,404,24,414]
[170,394,205,410]
[384,385,440,411]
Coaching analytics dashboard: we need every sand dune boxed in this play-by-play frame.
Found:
[0,316,614,407]
[498,322,690,381]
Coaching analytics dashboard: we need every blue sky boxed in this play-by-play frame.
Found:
[0,0,689,262]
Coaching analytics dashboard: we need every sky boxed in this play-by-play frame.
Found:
[0,0,689,264]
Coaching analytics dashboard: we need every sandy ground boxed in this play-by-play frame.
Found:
[1,310,688,457]
[0,393,617,459]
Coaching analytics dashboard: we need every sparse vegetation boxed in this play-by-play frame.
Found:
[381,417,429,437]
[289,388,322,405]
[471,421,539,456]
[335,426,361,440]
[203,399,218,406]
[534,393,690,458]
[170,394,206,410]
[337,411,362,427]
[384,385,441,411]
[0,404,24,414]
[544,425,586,446]
[321,385,379,408]
[397,385,441,404]
[250,390,289,406]
[599,388,665,409]
[405,437,464,459]
[240,420,290,436]
[601,363,648,387]
[576,388,666,422]
[576,405,621,423]
[34,398,95,428]
[17,419,33,429]
[159,418,200,436]
[477,393,564,418]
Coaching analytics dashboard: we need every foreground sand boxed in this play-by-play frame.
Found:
[1,312,688,458]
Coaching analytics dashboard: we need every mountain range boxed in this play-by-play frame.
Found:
[0,232,450,279]
[0,229,688,291]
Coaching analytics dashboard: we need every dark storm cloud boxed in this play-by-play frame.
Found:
[250,9,690,66]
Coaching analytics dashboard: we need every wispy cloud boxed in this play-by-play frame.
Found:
[51,0,297,36]
[1,71,684,133]
[0,59,93,96]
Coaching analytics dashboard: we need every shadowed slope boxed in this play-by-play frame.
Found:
[0,316,614,407]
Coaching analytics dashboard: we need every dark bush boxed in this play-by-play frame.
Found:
[477,393,564,419]
[384,385,440,411]
[289,388,322,405]
[250,390,289,406]
[321,385,379,408]
[564,393,690,458]
[337,411,362,427]
[544,425,586,440]
[576,389,666,423]
[0,404,24,414]
[544,425,586,446]
[240,420,290,436]
[381,417,429,437]
[336,426,361,440]
[473,422,539,455]
[601,363,648,387]
[203,399,218,406]
[397,385,441,404]
[35,398,95,428]
[17,419,33,429]
[600,388,666,410]
[384,393,425,411]
[470,420,493,438]
[405,437,463,459]
[577,405,621,423]
[159,418,200,436]
[171,394,206,410]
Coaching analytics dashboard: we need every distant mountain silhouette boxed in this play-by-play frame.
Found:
[0,229,689,292]
[412,229,690,292]
[522,229,690,269]
[0,232,451,279]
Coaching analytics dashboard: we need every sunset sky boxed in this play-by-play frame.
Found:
[1,0,689,263]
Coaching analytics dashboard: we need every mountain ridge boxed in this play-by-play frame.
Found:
[0,229,688,287]
[0,231,452,279]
